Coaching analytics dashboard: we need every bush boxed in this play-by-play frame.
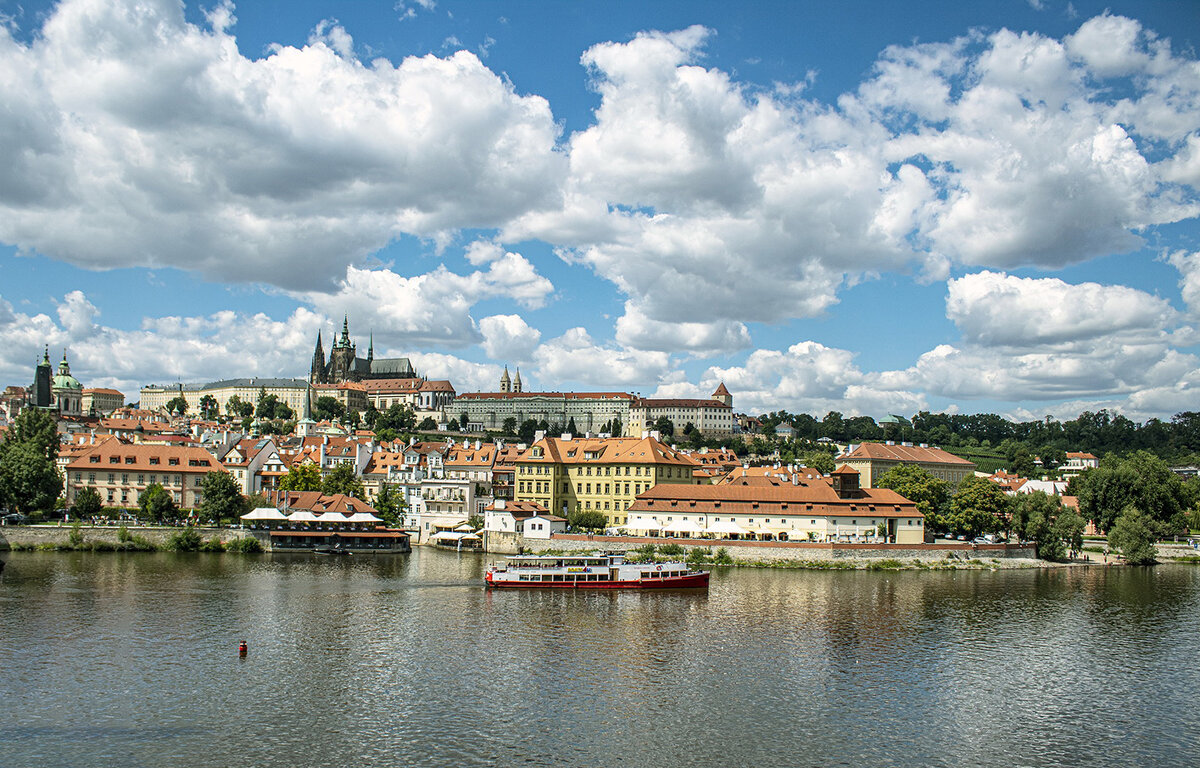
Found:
[713,547,733,565]
[866,558,905,570]
[199,538,226,552]
[659,542,685,557]
[68,523,84,548]
[687,547,712,565]
[166,527,203,552]
[226,537,264,553]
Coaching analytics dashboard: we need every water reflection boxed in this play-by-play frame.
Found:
[2,551,1200,767]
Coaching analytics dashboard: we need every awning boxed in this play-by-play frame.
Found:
[622,515,662,531]
[429,531,466,541]
[705,520,749,536]
[346,512,383,523]
[241,507,287,521]
[453,523,475,532]
[663,518,702,535]
[287,510,322,522]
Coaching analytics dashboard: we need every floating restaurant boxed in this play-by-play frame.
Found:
[241,491,411,552]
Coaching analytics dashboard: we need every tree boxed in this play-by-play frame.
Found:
[226,395,253,418]
[418,417,438,431]
[652,416,674,438]
[1107,505,1159,565]
[199,394,219,420]
[566,416,579,435]
[279,463,322,492]
[802,451,836,476]
[321,463,365,498]
[945,476,1010,538]
[611,417,622,437]
[518,419,539,444]
[1011,491,1066,561]
[242,492,271,516]
[1074,451,1189,533]
[199,471,244,526]
[568,510,608,531]
[165,396,189,415]
[374,482,407,527]
[502,417,517,436]
[73,487,104,519]
[313,396,345,422]
[1053,507,1086,558]
[0,441,62,518]
[4,407,59,460]
[375,403,415,432]
[875,464,949,531]
[138,483,177,524]
[447,417,460,431]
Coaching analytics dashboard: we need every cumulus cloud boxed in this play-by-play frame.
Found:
[531,328,670,389]
[479,314,541,361]
[0,0,563,290]
[614,301,750,354]
[0,292,326,397]
[296,249,552,348]
[507,14,1199,357]
[405,352,501,394]
[946,271,1175,346]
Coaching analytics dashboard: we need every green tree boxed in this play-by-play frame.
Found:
[165,396,189,415]
[802,451,837,476]
[199,394,219,419]
[518,419,539,444]
[875,464,950,531]
[447,417,460,431]
[467,513,484,530]
[502,417,517,436]
[945,476,1010,538]
[73,487,104,519]
[376,403,415,432]
[1107,505,1159,565]
[376,427,398,444]
[566,416,579,435]
[199,471,244,526]
[321,463,365,498]
[417,417,438,431]
[611,417,622,437]
[279,463,322,492]
[568,510,608,531]
[313,396,345,422]
[652,416,674,438]
[226,395,254,418]
[242,492,271,516]
[0,441,62,518]
[373,482,407,527]
[138,483,177,524]
[4,407,59,460]
[1054,507,1086,558]
[1011,491,1066,560]
[1075,451,1189,533]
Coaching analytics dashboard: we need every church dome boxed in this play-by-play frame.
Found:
[53,353,82,390]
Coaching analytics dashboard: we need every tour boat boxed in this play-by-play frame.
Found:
[485,553,709,589]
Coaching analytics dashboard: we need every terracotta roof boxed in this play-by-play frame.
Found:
[487,500,547,517]
[83,388,124,396]
[631,398,730,409]
[274,491,380,517]
[517,436,694,467]
[419,380,456,392]
[361,378,423,392]
[446,445,496,467]
[712,382,731,397]
[1066,452,1098,460]
[66,443,225,473]
[840,442,975,467]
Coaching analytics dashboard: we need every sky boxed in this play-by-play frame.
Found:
[0,0,1198,422]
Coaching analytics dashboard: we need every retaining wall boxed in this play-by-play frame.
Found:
[0,525,260,551]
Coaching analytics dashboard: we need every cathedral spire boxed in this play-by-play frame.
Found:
[514,367,522,393]
[500,365,511,393]
[340,315,350,345]
[368,331,374,362]
[310,329,327,384]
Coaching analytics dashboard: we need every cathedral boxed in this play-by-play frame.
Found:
[309,317,418,385]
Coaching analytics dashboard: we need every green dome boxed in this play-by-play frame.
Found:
[53,354,82,390]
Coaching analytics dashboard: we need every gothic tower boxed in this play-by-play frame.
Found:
[513,367,523,393]
[31,347,52,408]
[328,315,357,383]
[500,365,511,393]
[310,330,327,385]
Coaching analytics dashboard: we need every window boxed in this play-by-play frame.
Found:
[109,456,120,464]
[89,456,100,463]
[125,457,135,465]
[137,475,144,484]
[168,458,179,466]
[108,473,115,483]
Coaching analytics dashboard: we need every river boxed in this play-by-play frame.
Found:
[1,549,1198,767]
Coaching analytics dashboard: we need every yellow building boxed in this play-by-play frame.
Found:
[513,435,698,525]
[838,441,976,488]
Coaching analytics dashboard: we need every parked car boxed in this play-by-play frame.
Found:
[2,513,28,526]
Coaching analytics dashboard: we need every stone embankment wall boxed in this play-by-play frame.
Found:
[0,525,259,551]
[483,531,1036,562]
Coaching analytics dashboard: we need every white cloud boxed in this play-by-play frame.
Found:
[296,251,553,348]
[946,271,1175,346]
[1169,250,1200,317]
[0,0,564,290]
[405,352,500,394]
[531,328,669,389]
[614,301,750,354]
[479,314,541,362]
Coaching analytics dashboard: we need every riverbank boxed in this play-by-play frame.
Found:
[0,524,261,553]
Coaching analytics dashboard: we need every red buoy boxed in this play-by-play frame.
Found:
[238,641,248,657]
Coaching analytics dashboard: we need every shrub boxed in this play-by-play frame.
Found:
[713,547,733,565]
[199,538,226,552]
[225,537,264,553]
[659,542,685,557]
[117,526,132,543]
[68,523,84,548]
[166,527,203,552]
[687,547,712,565]
[866,558,905,570]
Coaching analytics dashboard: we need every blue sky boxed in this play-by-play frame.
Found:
[0,0,1198,421]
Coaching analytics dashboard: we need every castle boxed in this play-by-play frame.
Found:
[309,317,418,385]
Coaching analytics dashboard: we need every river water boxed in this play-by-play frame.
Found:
[1,549,1198,767]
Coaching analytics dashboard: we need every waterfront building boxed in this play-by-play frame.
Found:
[445,441,498,515]
[512,434,698,525]
[482,499,547,535]
[523,514,567,539]
[837,441,976,488]
[64,439,227,509]
[140,378,311,419]
[215,437,288,495]
[626,465,925,544]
